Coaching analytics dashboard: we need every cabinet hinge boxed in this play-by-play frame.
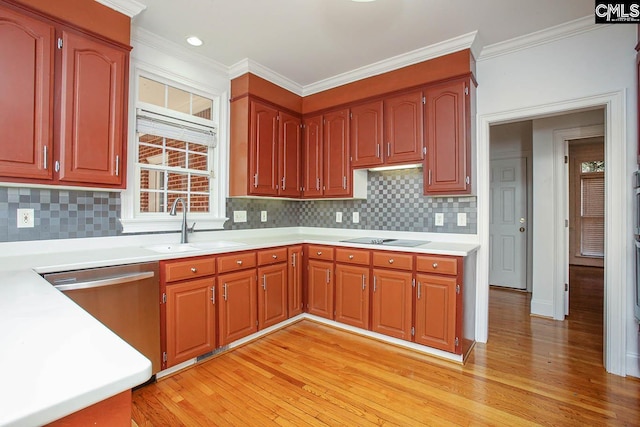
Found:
[162,293,167,304]
[455,337,459,347]
[456,284,460,294]
[349,112,352,119]
[411,327,415,336]
[465,176,470,185]
[422,146,427,155]
[422,96,426,104]
[464,86,469,96]
[57,38,63,49]
[256,320,259,327]
[412,278,415,288]
[162,352,167,362]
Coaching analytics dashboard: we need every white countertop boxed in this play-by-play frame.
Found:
[0,227,478,426]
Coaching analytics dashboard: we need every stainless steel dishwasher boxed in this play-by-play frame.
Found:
[43,262,161,375]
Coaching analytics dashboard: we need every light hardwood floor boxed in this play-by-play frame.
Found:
[132,281,640,426]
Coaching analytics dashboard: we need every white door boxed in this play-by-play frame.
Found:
[490,158,527,289]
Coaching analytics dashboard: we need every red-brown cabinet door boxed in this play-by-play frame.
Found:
[384,90,424,165]
[424,79,471,194]
[307,259,334,319]
[165,278,216,367]
[218,270,258,346]
[278,111,302,197]
[414,273,458,353]
[287,245,303,317]
[350,101,383,168]
[371,268,413,340]
[335,264,370,329]
[258,263,288,329]
[58,28,127,186]
[0,5,54,180]
[302,115,323,198]
[249,100,278,196]
[323,108,351,197]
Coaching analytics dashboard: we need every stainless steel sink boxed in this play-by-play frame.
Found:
[143,241,245,253]
[340,237,430,247]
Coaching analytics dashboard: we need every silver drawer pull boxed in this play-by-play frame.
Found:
[236,260,243,265]
[317,251,322,256]
[388,259,394,264]
[272,254,278,259]
[348,254,354,259]
[432,263,438,269]
[191,267,198,273]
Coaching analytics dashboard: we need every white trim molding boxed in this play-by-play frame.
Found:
[94,0,146,17]
[476,91,628,376]
[478,16,604,61]
[229,58,304,96]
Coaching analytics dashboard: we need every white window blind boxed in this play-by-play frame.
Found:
[580,175,604,257]
[136,110,217,148]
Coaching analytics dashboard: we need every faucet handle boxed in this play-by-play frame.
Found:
[188,222,196,233]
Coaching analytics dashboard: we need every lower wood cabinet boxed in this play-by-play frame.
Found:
[307,259,334,319]
[415,273,457,352]
[258,262,288,329]
[287,246,303,317]
[334,263,370,329]
[371,268,413,340]
[217,269,258,346]
[165,277,216,367]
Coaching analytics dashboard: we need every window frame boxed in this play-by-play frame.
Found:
[120,65,228,233]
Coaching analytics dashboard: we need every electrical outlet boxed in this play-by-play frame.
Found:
[457,212,467,227]
[352,212,360,224]
[336,212,342,223]
[434,213,444,227]
[261,211,267,222]
[17,208,34,228]
[233,210,247,223]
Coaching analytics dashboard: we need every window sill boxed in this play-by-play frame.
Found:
[120,217,228,234]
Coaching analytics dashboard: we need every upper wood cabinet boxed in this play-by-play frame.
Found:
[350,101,383,168]
[384,91,424,165]
[424,78,472,195]
[0,4,53,181]
[249,100,279,196]
[232,98,302,197]
[323,108,351,197]
[302,114,323,198]
[0,2,129,188]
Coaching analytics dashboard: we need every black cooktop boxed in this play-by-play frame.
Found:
[340,237,430,247]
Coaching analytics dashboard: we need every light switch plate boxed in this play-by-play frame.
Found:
[352,212,360,224]
[261,211,267,222]
[233,210,247,223]
[336,212,342,223]
[434,213,444,227]
[457,212,467,227]
[17,208,34,228]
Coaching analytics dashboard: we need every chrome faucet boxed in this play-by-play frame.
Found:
[169,197,196,244]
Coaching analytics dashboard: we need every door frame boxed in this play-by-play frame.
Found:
[554,125,605,318]
[476,91,628,376]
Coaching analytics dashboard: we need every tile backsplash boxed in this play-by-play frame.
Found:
[0,168,476,242]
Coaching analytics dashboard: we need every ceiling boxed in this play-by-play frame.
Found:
[131,0,594,87]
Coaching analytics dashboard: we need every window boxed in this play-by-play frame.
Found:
[121,73,226,233]
[580,166,604,257]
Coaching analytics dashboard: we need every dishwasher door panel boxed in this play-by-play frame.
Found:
[45,262,161,375]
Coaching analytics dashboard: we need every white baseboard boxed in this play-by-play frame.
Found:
[626,351,640,378]
[530,299,555,318]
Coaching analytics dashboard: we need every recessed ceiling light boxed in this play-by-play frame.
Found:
[186,36,203,47]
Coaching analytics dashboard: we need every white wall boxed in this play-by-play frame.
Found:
[530,110,604,315]
[476,23,638,377]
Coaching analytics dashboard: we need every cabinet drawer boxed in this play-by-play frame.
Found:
[164,257,216,283]
[257,247,288,265]
[308,245,334,261]
[416,255,458,276]
[218,252,257,273]
[372,252,414,271]
[335,248,370,265]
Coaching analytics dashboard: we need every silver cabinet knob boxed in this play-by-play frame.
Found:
[191,267,197,273]
[388,259,394,264]
[348,254,354,259]
[317,251,322,256]
[236,260,243,265]
[432,263,438,269]
[272,254,278,259]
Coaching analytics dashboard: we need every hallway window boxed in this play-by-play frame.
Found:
[580,163,604,258]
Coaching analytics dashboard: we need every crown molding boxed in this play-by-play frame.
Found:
[131,27,229,77]
[302,31,478,96]
[229,59,304,96]
[478,16,601,61]
[94,0,146,17]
